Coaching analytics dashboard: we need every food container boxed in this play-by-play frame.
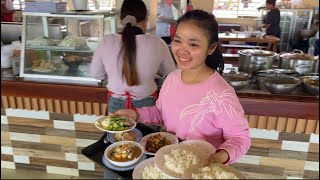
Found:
[12,56,21,75]
[104,141,143,167]
[222,69,251,91]
[256,76,301,94]
[1,45,14,68]
[257,69,295,75]
[238,49,278,73]
[279,49,316,75]
[299,76,319,95]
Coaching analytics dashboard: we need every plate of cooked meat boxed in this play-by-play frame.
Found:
[139,132,179,156]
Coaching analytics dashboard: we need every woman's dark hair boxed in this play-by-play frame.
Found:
[266,0,276,6]
[176,10,224,75]
[119,0,147,86]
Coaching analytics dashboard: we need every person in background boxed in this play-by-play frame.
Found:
[170,0,193,40]
[156,0,174,44]
[1,0,15,22]
[90,0,175,116]
[262,0,281,38]
[187,0,193,12]
[112,10,251,166]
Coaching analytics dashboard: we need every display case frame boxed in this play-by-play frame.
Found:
[19,11,116,82]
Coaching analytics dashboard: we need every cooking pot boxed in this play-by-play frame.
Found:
[299,76,319,96]
[279,49,316,75]
[256,76,301,94]
[238,49,278,73]
[222,68,251,91]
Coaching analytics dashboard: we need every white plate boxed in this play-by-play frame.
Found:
[132,157,155,179]
[139,132,179,156]
[27,45,77,50]
[101,153,147,171]
[154,143,210,179]
[95,116,136,133]
[107,128,143,143]
[30,68,57,73]
[182,163,246,179]
[180,139,216,155]
[132,157,176,179]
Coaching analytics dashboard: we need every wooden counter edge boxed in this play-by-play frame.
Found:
[2,80,319,120]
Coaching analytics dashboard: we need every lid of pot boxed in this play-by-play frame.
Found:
[256,72,294,78]
[223,68,251,81]
[257,69,295,75]
[280,49,314,60]
[238,49,277,56]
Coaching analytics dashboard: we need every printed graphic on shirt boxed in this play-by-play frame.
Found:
[180,89,239,132]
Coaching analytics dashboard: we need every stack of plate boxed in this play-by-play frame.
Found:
[132,140,246,179]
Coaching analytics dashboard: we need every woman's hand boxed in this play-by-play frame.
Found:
[201,149,229,166]
[109,109,138,121]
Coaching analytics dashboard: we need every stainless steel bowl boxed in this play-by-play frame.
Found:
[223,71,251,91]
[299,76,319,95]
[257,77,301,94]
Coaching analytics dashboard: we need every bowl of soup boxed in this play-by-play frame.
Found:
[105,141,143,167]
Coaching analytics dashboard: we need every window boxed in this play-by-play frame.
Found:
[12,0,115,11]
[88,0,116,11]
[213,0,263,18]
[13,0,24,10]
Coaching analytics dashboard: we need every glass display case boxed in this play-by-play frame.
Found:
[260,9,313,52]
[19,11,116,82]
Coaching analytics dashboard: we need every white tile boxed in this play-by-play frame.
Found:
[5,109,50,120]
[237,155,261,165]
[281,141,309,152]
[10,132,40,143]
[78,162,95,171]
[73,114,102,123]
[1,146,13,155]
[1,115,8,124]
[46,166,79,176]
[53,120,75,130]
[309,133,319,144]
[304,161,319,171]
[249,128,279,140]
[287,176,303,179]
[1,161,16,169]
[65,153,78,162]
[76,138,96,147]
[13,155,30,164]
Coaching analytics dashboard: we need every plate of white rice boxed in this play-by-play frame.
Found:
[180,139,216,155]
[154,143,210,179]
[182,163,246,179]
[132,157,175,179]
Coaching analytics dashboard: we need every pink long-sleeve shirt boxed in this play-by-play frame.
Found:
[90,34,175,99]
[138,69,251,164]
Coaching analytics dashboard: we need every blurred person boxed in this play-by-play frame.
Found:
[187,0,193,12]
[156,0,175,44]
[90,0,175,117]
[262,0,281,38]
[1,0,15,22]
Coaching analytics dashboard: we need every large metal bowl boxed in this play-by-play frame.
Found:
[299,76,319,95]
[222,71,251,91]
[257,76,301,94]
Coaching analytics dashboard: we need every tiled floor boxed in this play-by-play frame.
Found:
[1,168,102,179]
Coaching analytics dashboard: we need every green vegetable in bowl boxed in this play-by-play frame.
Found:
[101,116,132,131]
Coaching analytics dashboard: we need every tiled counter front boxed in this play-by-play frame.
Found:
[1,108,105,178]
[1,97,319,179]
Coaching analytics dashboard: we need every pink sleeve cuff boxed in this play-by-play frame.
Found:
[215,149,230,165]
